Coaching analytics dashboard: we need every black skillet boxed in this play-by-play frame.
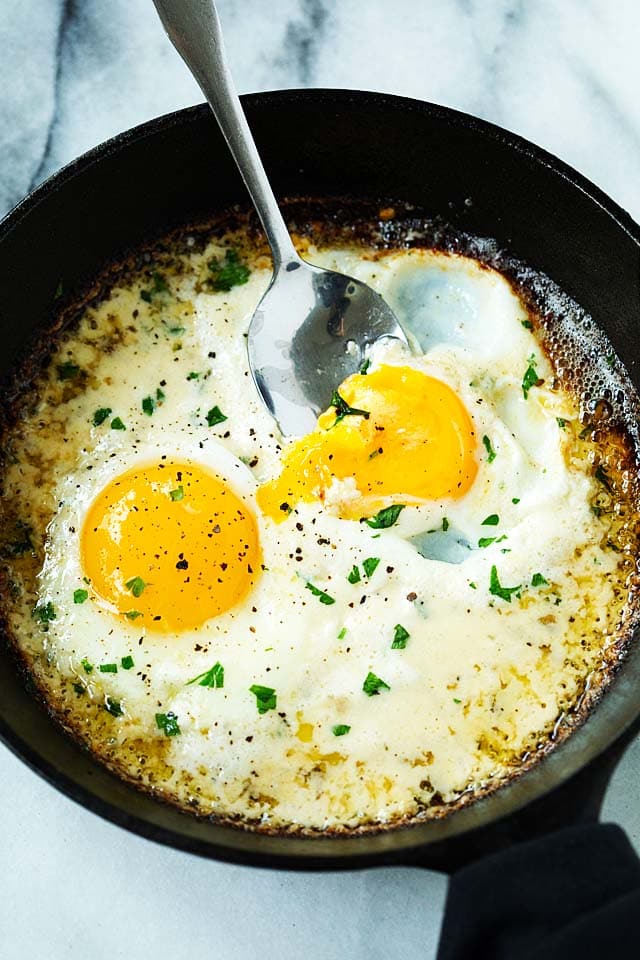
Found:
[1,90,640,872]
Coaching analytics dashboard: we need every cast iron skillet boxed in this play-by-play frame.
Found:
[1,90,640,872]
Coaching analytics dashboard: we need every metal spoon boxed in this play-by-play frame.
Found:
[152,0,409,437]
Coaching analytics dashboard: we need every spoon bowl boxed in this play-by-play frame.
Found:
[152,0,408,436]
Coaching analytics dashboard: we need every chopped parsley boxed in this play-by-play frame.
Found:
[169,485,184,502]
[99,663,118,674]
[105,697,123,718]
[81,658,93,674]
[155,711,181,736]
[73,588,89,604]
[332,724,351,736]
[125,576,146,598]
[363,672,391,696]
[521,319,533,330]
[92,407,112,426]
[121,655,135,670]
[442,517,450,532]
[330,389,370,427]
[556,417,568,429]
[141,270,169,302]
[337,627,347,640]
[364,505,404,529]
[469,582,477,590]
[33,602,56,625]
[453,697,462,704]
[347,565,361,584]
[531,572,548,587]
[481,514,499,526]
[187,371,201,380]
[489,565,521,603]
[156,387,166,402]
[305,581,336,605]
[249,684,277,714]
[512,497,520,504]
[482,435,497,463]
[360,358,371,375]
[125,610,142,620]
[522,354,540,399]
[478,535,507,548]
[142,395,155,416]
[208,248,251,292]
[187,662,224,688]
[362,557,380,577]
[391,624,410,649]
[110,417,126,430]
[206,405,228,427]
[56,361,81,381]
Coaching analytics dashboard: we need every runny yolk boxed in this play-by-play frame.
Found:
[81,461,260,632]
[256,365,478,521]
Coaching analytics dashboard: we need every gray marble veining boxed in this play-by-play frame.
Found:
[2,2,640,958]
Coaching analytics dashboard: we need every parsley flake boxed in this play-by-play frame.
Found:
[364,505,404,529]
[208,248,251,292]
[56,361,81,381]
[482,514,499,526]
[531,572,548,587]
[347,565,361,584]
[363,672,391,696]
[521,319,533,330]
[337,627,347,640]
[125,576,146,598]
[187,662,224,688]
[33,602,56,625]
[360,358,371,375]
[206,405,227,427]
[489,565,521,603]
[442,517,450,532]
[556,417,568,429]
[155,712,181,736]
[169,485,184,502]
[391,624,410,649]
[92,407,112,426]
[73,588,89,604]
[522,355,540,399]
[482,435,497,463]
[121,655,135,670]
[81,658,93,674]
[125,610,142,620]
[105,697,123,718]
[249,684,277,714]
[330,389,370,427]
[110,417,126,431]
[363,557,380,578]
[99,663,118,674]
[332,724,351,737]
[142,395,155,416]
[305,581,336,605]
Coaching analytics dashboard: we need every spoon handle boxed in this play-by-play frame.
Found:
[152,0,298,269]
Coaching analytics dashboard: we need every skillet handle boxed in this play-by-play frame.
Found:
[151,0,299,269]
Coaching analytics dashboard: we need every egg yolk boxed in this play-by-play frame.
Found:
[256,365,477,521]
[81,461,260,632]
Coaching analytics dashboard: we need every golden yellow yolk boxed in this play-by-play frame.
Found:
[81,461,260,632]
[256,365,478,521]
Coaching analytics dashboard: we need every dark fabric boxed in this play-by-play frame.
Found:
[437,823,640,960]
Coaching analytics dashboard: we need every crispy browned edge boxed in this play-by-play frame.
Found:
[1,196,639,838]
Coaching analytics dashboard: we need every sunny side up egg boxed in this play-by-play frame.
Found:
[1,221,636,832]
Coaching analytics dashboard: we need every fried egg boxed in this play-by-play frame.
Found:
[2,222,636,831]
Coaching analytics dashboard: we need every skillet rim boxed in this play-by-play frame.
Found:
[1,87,640,870]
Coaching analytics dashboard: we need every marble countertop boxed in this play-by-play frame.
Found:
[2,2,640,957]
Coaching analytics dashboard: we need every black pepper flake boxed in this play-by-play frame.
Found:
[176,559,189,570]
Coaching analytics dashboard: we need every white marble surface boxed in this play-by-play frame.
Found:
[2,1,640,958]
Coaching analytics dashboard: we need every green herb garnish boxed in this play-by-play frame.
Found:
[482,514,499,526]
[364,505,404,529]
[391,624,410,649]
[105,697,123,718]
[141,271,169,302]
[33,602,56,625]
[521,319,533,330]
[110,417,126,431]
[92,407,112,426]
[556,417,568,429]
[142,395,155,416]
[363,672,391,696]
[56,361,81,381]
[156,387,165,402]
[337,627,347,640]
[125,610,142,620]
[187,371,201,380]
[453,697,462,704]
[332,724,351,737]
[305,581,336,605]
[347,565,361,584]
[125,576,146,598]
[482,435,496,463]
[489,565,521,603]
[331,389,370,427]
[249,684,277,714]
[99,663,118,674]
[81,658,93,674]
[363,557,380,577]
[208,248,251,292]
[512,497,520,504]
[155,711,180,736]
[522,354,540,399]
[73,589,89,604]
[169,485,184,501]
[121,655,135,670]
[442,517,450,532]
[206,405,227,427]
[531,572,548,587]
[359,358,371,375]
[187,662,224,688]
